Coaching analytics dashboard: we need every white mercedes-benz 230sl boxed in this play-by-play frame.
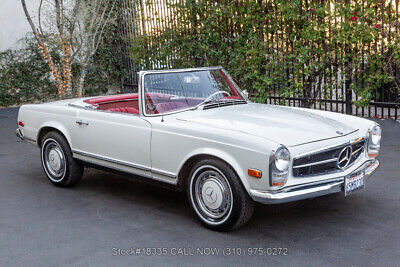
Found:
[16,66,381,231]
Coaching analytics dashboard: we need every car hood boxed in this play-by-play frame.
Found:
[175,103,357,146]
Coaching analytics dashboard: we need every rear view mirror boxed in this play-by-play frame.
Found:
[183,75,200,84]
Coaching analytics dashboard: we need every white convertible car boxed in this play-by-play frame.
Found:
[16,67,381,231]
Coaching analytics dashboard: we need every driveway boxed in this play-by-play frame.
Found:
[0,107,399,266]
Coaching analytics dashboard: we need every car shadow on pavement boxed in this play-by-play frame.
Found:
[76,165,374,235]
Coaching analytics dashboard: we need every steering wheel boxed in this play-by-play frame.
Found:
[202,91,231,103]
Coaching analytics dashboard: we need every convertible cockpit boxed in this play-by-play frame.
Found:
[83,68,245,115]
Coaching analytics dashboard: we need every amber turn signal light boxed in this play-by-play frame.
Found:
[248,169,262,178]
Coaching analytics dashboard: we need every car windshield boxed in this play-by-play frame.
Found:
[143,68,246,115]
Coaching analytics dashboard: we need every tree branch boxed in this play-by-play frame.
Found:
[38,0,44,34]
[21,0,38,34]
[93,0,117,53]
[69,0,82,37]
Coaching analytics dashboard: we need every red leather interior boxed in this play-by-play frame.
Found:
[83,93,139,105]
[98,100,139,110]
[107,107,139,115]
[83,92,236,115]
[155,102,188,113]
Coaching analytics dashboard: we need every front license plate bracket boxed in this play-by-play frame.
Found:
[344,172,365,196]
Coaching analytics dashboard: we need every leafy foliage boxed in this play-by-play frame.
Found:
[130,0,400,107]
[0,37,57,107]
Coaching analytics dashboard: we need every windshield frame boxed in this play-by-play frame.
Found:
[139,66,247,117]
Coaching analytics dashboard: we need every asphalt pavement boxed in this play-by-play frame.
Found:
[0,107,399,267]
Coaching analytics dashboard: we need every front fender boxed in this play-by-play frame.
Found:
[178,147,266,195]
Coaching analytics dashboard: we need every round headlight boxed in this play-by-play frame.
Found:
[367,124,381,158]
[370,125,381,145]
[274,147,290,172]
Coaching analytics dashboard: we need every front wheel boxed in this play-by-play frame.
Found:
[40,131,83,187]
[187,159,254,231]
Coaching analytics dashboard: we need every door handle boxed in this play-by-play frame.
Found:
[76,120,89,126]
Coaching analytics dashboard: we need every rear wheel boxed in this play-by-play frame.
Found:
[40,131,83,187]
[187,158,254,231]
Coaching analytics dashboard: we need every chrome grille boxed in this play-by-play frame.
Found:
[293,138,365,177]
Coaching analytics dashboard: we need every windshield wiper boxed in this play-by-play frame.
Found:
[192,98,247,110]
[191,98,222,110]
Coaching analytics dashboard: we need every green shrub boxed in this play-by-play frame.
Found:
[0,37,57,106]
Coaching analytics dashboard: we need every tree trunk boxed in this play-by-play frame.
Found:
[21,0,64,95]
[77,62,88,97]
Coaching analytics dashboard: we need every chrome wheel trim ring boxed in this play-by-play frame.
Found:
[190,165,233,225]
[41,138,66,182]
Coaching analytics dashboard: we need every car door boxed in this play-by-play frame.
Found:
[70,108,152,178]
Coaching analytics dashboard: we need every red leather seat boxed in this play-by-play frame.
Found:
[155,102,188,113]
[84,93,139,105]
[107,107,139,115]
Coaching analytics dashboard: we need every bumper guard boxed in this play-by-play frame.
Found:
[15,128,24,141]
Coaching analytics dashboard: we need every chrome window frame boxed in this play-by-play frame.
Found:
[139,66,246,117]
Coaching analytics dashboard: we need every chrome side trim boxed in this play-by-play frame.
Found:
[151,169,177,178]
[72,150,178,184]
[293,158,338,169]
[72,150,150,171]
[25,137,37,143]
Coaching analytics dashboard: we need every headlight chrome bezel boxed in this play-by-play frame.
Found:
[269,146,290,189]
[366,124,381,158]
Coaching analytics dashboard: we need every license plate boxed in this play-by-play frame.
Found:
[344,172,365,196]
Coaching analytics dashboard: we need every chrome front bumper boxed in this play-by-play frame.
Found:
[250,160,379,204]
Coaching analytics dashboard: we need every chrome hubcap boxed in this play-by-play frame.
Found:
[201,178,224,210]
[43,140,66,181]
[192,166,232,222]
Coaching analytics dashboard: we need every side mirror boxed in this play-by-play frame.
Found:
[242,89,249,99]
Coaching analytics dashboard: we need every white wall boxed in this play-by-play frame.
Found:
[0,0,40,51]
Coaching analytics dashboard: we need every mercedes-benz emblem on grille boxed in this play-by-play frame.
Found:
[337,146,352,169]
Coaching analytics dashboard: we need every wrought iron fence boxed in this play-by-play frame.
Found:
[117,0,400,120]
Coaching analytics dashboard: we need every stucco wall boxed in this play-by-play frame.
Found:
[0,0,40,51]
